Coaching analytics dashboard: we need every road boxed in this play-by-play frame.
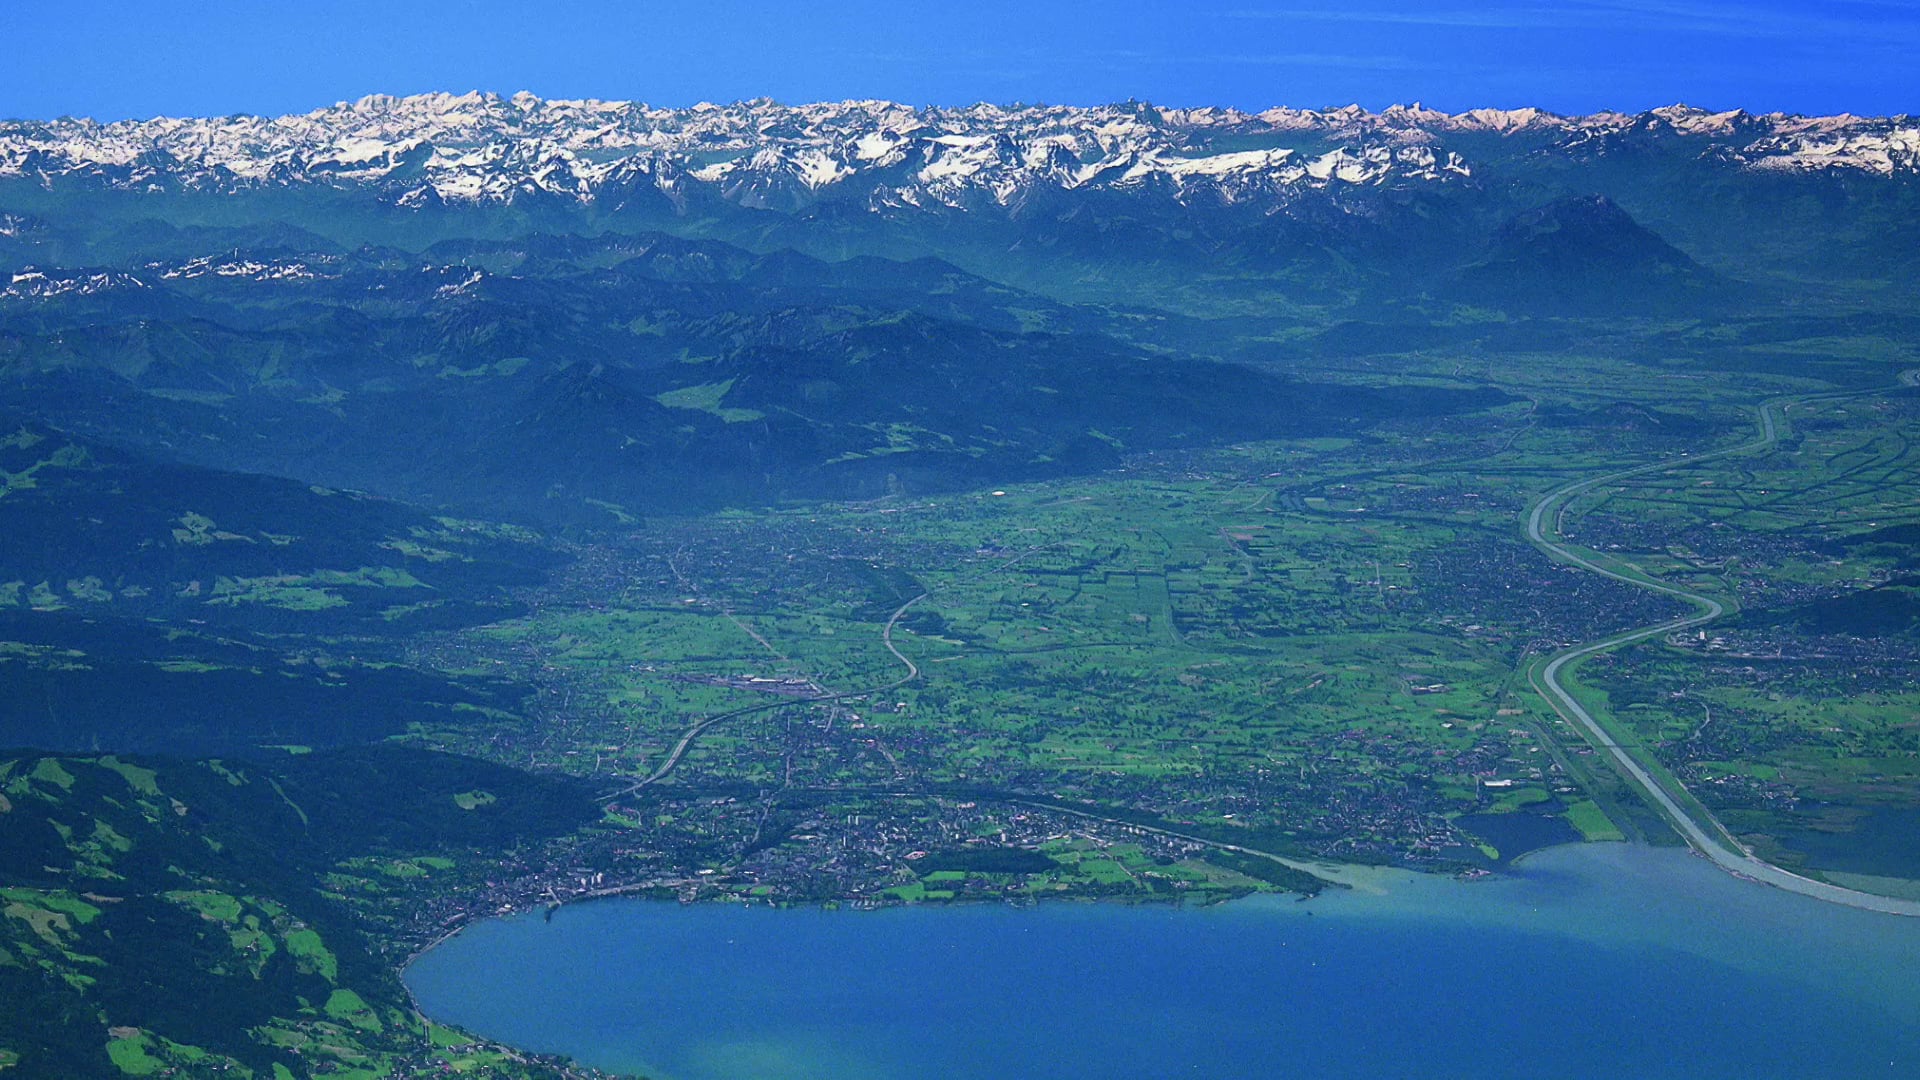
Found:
[602,541,1067,801]
[600,592,928,801]
[1524,375,1920,916]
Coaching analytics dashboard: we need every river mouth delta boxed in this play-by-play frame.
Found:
[401,377,1920,1080]
[405,843,1920,1080]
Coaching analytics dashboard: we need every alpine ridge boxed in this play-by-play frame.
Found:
[3,93,1915,212]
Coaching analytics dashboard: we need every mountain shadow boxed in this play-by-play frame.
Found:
[1451,194,1737,316]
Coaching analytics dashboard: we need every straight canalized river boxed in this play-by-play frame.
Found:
[405,843,1920,1080]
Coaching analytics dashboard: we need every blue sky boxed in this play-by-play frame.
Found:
[2,0,1913,121]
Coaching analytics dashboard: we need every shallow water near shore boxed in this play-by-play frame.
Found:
[404,843,1920,1080]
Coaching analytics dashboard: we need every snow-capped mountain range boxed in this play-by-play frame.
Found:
[1,93,1914,213]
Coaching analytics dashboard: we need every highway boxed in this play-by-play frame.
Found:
[600,541,1059,802]
[599,592,928,802]
[1524,376,1920,916]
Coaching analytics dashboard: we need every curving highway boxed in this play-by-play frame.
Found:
[1524,377,1920,916]
[600,592,929,802]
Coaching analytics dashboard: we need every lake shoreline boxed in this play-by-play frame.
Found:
[405,842,1920,1080]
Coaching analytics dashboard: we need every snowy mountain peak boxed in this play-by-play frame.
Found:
[1,94,1913,212]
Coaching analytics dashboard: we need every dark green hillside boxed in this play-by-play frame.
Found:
[1534,401,1717,438]
[424,231,1089,335]
[0,419,560,756]
[0,239,1519,519]
[0,416,559,636]
[707,315,1511,474]
[1829,523,1920,571]
[0,749,600,1079]
[1453,195,1732,315]
[474,313,1513,507]
[1749,577,1920,639]
[0,608,527,756]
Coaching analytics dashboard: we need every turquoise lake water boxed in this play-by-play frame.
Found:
[404,844,1920,1079]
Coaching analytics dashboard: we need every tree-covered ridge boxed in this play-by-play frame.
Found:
[0,748,601,1080]
[0,228,1523,522]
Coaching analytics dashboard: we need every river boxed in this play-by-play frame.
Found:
[404,843,1920,1079]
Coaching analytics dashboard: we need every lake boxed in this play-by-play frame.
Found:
[404,843,1920,1079]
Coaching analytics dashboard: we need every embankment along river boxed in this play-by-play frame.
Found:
[405,843,1920,1080]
